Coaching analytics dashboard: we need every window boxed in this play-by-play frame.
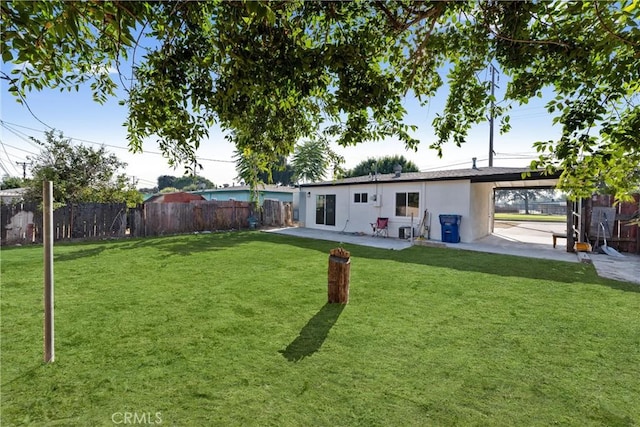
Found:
[316,194,336,225]
[353,193,368,203]
[395,192,419,217]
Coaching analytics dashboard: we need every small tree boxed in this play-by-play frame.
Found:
[291,138,344,184]
[24,130,142,206]
[258,157,294,186]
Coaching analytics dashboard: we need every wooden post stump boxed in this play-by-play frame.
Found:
[328,247,350,304]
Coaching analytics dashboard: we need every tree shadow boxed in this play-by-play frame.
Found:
[54,246,107,261]
[261,233,640,294]
[280,303,345,362]
[46,231,257,262]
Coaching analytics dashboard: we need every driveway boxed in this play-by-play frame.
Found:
[492,220,566,245]
[448,220,577,263]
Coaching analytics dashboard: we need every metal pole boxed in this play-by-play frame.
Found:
[43,181,54,363]
[489,64,496,167]
[410,213,414,244]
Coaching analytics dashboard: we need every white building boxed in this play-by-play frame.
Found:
[298,166,560,243]
[0,187,26,204]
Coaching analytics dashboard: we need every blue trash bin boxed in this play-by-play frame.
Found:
[439,214,461,243]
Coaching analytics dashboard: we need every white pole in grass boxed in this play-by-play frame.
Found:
[43,180,54,363]
[410,213,414,245]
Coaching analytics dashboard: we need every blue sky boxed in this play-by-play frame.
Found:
[0,63,560,189]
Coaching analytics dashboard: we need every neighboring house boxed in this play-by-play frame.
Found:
[298,166,561,243]
[144,192,206,203]
[0,187,26,204]
[191,184,296,204]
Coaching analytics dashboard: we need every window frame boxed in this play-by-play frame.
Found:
[395,191,419,217]
[353,192,368,204]
[316,194,336,225]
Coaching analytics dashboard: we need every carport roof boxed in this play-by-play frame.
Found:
[301,167,561,188]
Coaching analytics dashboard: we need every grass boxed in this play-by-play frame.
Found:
[2,232,639,426]
[495,213,566,222]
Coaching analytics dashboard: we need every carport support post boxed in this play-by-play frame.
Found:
[566,199,575,253]
[328,248,350,304]
[43,181,54,363]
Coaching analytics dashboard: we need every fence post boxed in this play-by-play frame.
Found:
[328,247,350,304]
[43,181,54,363]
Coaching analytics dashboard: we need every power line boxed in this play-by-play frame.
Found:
[0,140,39,156]
[420,158,489,171]
[0,158,10,176]
[1,71,55,130]
[0,139,21,175]
[0,120,235,163]
[1,122,42,150]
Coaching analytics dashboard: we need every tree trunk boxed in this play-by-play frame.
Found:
[328,248,350,304]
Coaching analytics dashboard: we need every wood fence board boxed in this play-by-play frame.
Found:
[2,199,291,244]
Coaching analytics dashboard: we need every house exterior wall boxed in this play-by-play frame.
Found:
[423,180,472,242]
[297,189,307,226]
[301,179,481,242]
[374,181,423,237]
[196,189,294,203]
[469,182,494,241]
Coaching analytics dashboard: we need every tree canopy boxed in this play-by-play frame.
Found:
[24,130,142,206]
[157,174,214,191]
[290,138,344,183]
[0,176,25,190]
[344,155,420,178]
[495,189,557,214]
[2,1,638,199]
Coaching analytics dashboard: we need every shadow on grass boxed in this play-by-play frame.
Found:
[33,230,639,293]
[49,231,257,262]
[280,303,345,362]
[1,364,43,388]
[54,246,107,261]
[261,233,640,293]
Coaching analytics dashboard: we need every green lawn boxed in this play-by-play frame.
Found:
[495,213,566,222]
[2,232,639,426]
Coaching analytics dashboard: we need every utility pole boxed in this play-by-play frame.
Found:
[16,161,29,179]
[488,64,499,167]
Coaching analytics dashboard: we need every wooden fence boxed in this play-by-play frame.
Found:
[2,199,293,244]
[137,200,254,237]
[1,202,127,244]
[262,199,293,227]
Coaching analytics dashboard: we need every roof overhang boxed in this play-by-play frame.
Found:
[301,168,562,189]
[471,171,561,189]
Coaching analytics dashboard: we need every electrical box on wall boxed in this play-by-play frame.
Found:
[372,194,381,207]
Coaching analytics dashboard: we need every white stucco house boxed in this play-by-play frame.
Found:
[297,166,561,243]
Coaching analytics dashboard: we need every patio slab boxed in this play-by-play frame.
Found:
[265,227,413,250]
[588,252,640,285]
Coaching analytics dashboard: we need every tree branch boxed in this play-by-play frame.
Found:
[405,13,440,90]
[373,1,447,33]
[594,1,639,48]
[480,2,572,50]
